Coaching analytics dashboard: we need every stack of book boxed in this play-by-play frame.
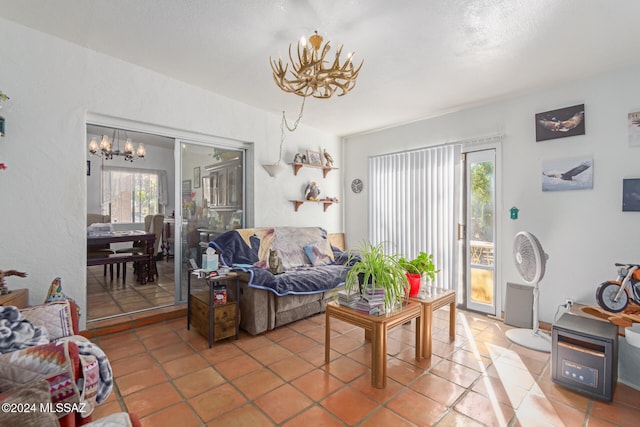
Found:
[353,298,384,315]
[337,290,360,308]
[355,285,385,315]
[207,270,227,279]
[362,285,385,303]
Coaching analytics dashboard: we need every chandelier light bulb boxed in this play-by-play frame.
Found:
[124,138,134,154]
[136,143,146,158]
[99,135,111,153]
[88,137,99,154]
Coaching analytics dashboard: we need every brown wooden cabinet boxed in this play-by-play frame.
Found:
[189,291,237,342]
[0,288,29,309]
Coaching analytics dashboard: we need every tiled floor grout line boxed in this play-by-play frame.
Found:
[145,331,208,425]
[115,322,206,424]
[92,310,640,426]
[87,262,178,321]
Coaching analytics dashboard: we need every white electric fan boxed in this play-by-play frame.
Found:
[505,231,551,352]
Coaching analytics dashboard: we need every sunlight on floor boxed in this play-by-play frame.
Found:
[461,313,564,426]
[460,313,510,426]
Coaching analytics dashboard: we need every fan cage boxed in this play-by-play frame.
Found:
[513,231,545,284]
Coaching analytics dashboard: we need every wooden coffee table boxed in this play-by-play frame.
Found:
[410,287,456,358]
[325,300,422,388]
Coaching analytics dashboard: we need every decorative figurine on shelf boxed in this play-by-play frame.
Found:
[305,181,321,201]
[323,148,334,167]
[293,153,303,164]
[0,269,27,295]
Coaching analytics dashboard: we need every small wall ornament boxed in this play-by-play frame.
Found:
[0,89,8,138]
[0,90,9,171]
[510,206,519,220]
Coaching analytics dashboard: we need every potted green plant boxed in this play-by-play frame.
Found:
[398,252,439,297]
[344,241,409,313]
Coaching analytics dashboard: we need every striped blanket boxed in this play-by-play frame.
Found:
[0,305,112,417]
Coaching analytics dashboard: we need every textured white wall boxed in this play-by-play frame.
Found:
[344,65,640,324]
[0,18,341,328]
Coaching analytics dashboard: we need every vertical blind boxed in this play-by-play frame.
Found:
[369,144,460,290]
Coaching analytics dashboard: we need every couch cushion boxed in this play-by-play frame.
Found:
[271,227,334,271]
[21,300,74,341]
[304,243,333,266]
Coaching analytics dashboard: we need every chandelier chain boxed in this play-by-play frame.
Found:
[277,95,306,164]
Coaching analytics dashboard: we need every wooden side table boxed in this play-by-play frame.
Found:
[187,271,239,348]
[0,288,29,309]
[325,300,422,388]
[410,287,456,358]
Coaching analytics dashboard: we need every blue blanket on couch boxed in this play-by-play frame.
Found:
[210,229,348,296]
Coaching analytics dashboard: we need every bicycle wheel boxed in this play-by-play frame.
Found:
[596,281,628,313]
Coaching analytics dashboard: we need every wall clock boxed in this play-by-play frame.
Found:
[351,178,363,193]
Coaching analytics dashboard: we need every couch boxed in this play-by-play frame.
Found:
[0,300,125,426]
[210,227,348,335]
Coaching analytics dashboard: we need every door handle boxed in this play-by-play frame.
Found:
[458,224,466,240]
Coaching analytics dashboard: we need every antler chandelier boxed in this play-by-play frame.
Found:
[270,31,363,98]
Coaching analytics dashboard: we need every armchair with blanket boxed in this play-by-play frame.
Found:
[0,298,136,426]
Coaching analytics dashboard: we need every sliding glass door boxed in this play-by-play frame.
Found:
[176,142,245,302]
[464,149,496,314]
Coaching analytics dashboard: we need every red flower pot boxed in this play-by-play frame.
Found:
[406,273,421,297]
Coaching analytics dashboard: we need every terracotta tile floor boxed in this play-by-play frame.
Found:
[87,258,182,322]
[91,308,640,426]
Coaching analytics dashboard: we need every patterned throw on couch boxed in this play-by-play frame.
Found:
[211,226,349,296]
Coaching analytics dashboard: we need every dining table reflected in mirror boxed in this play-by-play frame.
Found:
[87,231,157,284]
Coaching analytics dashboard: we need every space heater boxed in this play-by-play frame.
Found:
[552,313,618,401]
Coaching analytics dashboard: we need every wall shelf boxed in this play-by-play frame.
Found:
[290,199,338,212]
[289,162,338,178]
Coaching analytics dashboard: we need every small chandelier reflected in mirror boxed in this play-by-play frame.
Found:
[88,129,145,162]
[270,31,363,98]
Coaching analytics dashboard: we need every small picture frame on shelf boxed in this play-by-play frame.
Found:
[193,166,201,188]
[307,150,322,166]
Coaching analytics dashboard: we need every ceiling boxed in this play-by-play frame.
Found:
[3,0,640,136]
